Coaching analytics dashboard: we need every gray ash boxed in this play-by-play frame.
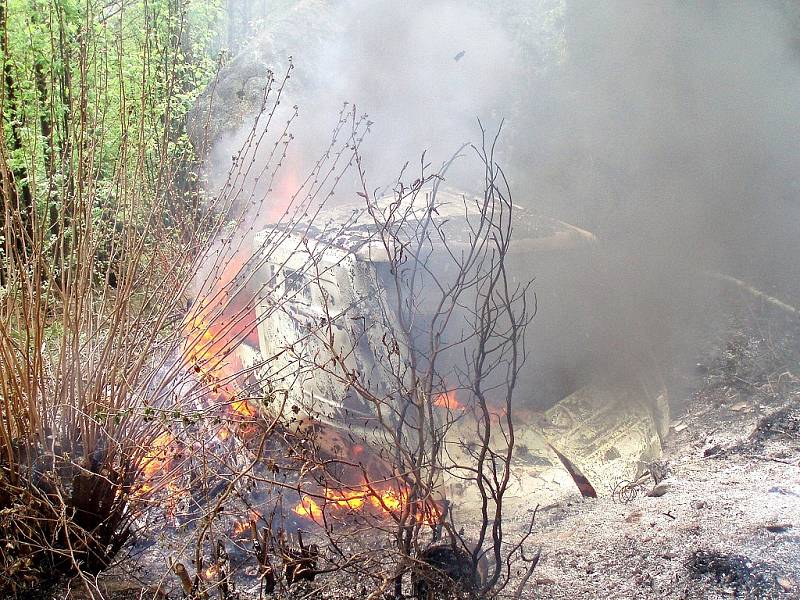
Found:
[687,551,785,598]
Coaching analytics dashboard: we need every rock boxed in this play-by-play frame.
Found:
[625,510,643,523]
[702,443,722,457]
[671,421,688,433]
[777,577,794,592]
[647,481,671,497]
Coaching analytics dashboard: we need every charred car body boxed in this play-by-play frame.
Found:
[250,187,668,507]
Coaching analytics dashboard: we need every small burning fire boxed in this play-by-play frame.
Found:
[216,425,232,441]
[230,396,257,418]
[294,496,324,520]
[182,252,261,435]
[204,564,220,580]
[232,520,251,537]
[434,389,461,410]
[133,247,263,518]
[232,509,262,537]
[137,431,177,494]
[292,485,435,523]
[132,431,190,521]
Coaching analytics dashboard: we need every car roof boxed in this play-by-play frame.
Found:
[255,187,595,261]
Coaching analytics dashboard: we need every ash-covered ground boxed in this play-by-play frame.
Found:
[508,295,800,599]
[40,291,800,600]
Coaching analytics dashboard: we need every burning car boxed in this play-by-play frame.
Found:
[249,186,669,508]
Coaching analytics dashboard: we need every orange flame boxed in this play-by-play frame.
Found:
[293,496,324,520]
[292,485,439,524]
[136,431,176,494]
[434,390,461,410]
[136,245,259,508]
[232,521,249,536]
[232,509,262,536]
[140,432,173,478]
[329,490,366,510]
[184,255,246,382]
[267,162,300,222]
[217,425,231,442]
[204,564,220,580]
[230,396,256,418]
[370,489,403,512]
[181,251,261,440]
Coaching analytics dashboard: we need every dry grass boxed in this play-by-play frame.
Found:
[0,2,236,594]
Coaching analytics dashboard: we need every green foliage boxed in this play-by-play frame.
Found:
[1,0,224,254]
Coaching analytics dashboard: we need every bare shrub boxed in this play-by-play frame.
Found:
[175,124,541,599]
[0,5,308,595]
[0,6,538,590]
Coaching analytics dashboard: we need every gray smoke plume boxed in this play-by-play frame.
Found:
[197,0,800,405]
[517,1,800,393]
